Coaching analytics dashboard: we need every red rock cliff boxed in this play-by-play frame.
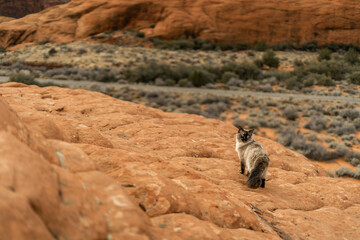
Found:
[0,0,69,18]
[0,82,359,240]
[1,0,360,48]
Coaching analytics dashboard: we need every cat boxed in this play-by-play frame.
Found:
[235,126,269,188]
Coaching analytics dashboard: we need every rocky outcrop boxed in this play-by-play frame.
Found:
[1,0,360,48]
[0,82,359,240]
[0,0,69,18]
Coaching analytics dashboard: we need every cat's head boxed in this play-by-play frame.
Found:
[236,126,254,142]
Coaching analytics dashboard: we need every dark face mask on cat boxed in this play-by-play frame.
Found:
[241,132,249,142]
[237,126,254,142]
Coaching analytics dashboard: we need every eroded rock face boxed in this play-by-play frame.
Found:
[1,0,360,48]
[0,0,69,18]
[0,82,359,240]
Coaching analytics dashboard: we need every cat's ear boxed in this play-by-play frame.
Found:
[248,129,255,135]
[237,126,244,133]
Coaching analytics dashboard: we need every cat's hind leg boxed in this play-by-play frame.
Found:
[261,179,265,188]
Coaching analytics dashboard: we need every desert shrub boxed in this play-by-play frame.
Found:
[266,118,283,128]
[266,101,277,107]
[125,62,191,83]
[253,59,264,68]
[276,127,330,160]
[226,78,244,87]
[350,158,360,167]
[349,72,360,85]
[303,75,315,87]
[0,47,6,53]
[304,115,328,131]
[316,74,335,86]
[136,31,145,38]
[189,69,215,87]
[178,78,191,87]
[257,84,273,92]
[294,59,304,67]
[246,119,260,129]
[295,60,348,81]
[247,51,255,57]
[233,118,246,128]
[182,105,202,115]
[153,38,195,50]
[221,62,261,80]
[202,102,229,119]
[339,109,360,120]
[165,78,176,86]
[329,122,356,135]
[344,48,359,65]
[194,39,217,50]
[95,71,117,82]
[317,48,332,61]
[254,41,268,51]
[270,43,295,51]
[235,42,251,51]
[9,74,39,86]
[263,70,289,81]
[221,71,238,83]
[335,166,353,177]
[301,40,318,52]
[285,76,303,90]
[262,51,280,68]
[354,119,360,130]
[218,43,234,51]
[335,166,360,179]
[282,107,299,120]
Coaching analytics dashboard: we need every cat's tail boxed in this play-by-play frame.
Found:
[247,158,269,189]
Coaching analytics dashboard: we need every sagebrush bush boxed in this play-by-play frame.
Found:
[178,78,191,87]
[125,62,190,83]
[285,76,303,90]
[221,71,238,83]
[304,115,328,131]
[235,42,251,51]
[335,166,360,179]
[262,51,280,68]
[254,41,268,51]
[276,127,331,160]
[317,48,332,61]
[282,107,299,120]
[189,69,215,87]
[202,102,229,119]
[9,73,39,86]
[316,74,335,86]
[340,108,360,120]
[293,60,348,82]
[344,48,359,65]
[301,40,318,52]
[221,62,261,80]
[329,122,356,136]
[349,72,360,85]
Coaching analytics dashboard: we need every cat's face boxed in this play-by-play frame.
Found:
[237,127,254,142]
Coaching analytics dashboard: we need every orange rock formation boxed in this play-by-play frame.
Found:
[0,82,359,240]
[1,0,360,48]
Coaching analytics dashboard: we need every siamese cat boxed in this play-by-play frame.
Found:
[235,126,269,188]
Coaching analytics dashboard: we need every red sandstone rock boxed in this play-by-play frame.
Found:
[1,0,360,49]
[0,82,359,239]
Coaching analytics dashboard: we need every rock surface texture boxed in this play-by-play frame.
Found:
[1,0,360,48]
[0,0,69,18]
[0,82,360,240]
